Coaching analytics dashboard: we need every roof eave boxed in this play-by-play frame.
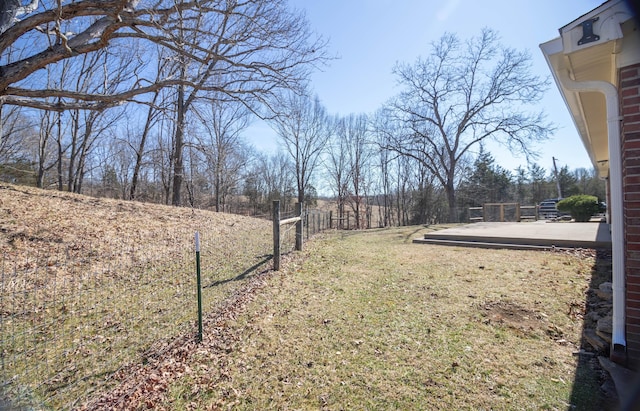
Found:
[540,38,607,177]
[539,0,637,179]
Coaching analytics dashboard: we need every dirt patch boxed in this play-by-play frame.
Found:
[479,300,548,335]
[478,299,578,349]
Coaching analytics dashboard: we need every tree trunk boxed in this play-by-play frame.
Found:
[56,110,64,191]
[214,150,223,212]
[76,158,85,193]
[446,179,456,223]
[37,114,52,189]
[67,110,80,192]
[172,83,185,206]
[72,117,94,193]
[36,165,45,188]
[214,172,221,212]
[130,99,157,200]
[297,150,305,204]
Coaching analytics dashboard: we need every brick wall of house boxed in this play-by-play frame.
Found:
[621,62,640,370]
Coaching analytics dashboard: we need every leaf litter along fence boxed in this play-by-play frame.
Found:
[0,207,331,409]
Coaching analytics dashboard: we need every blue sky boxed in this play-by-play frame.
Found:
[249,0,604,174]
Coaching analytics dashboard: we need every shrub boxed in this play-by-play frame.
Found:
[557,195,600,222]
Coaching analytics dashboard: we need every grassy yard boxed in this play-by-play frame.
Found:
[0,184,611,410]
[148,226,609,410]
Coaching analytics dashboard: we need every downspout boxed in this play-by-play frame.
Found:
[605,178,611,224]
[558,70,626,356]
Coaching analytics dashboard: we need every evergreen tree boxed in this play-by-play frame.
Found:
[514,166,529,204]
[528,163,552,204]
[558,166,579,198]
[458,150,513,207]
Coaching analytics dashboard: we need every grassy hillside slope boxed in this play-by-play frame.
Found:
[0,183,270,267]
[0,184,273,409]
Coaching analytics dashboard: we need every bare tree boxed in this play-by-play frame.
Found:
[244,151,295,213]
[271,91,331,204]
[2,1,326,207]
[1,0,145,110]
[35,47,131,192]
[128,49,174,201]
[65,49,134,193]
[371,108,401,227]
[34,107,56,187]
[128,91,163,200]
[66,107,125,192]
[193,97,252,212]
[162,0,327,205]
[94,133,135,199]
[338,113,371,229]
[0,104,32,162]
[326,115,349,228]
[0,104,39,184]
[386,29,554,222]
[155,114,176,205]
[0,0,327,115]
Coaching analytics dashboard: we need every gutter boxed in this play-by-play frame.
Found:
[557,70,626,356]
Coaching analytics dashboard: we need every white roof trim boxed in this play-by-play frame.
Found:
[540,0,638,178]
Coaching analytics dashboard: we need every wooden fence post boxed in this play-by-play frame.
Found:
[305,207,310,240]
[273,200,280,271]
[329,211,333,229]
[296,202,303,251]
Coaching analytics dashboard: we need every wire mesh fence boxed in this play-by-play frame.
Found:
[305,209,331,238]
[0,206,331,409]
[1,228,198,409]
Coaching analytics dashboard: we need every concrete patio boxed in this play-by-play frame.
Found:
[413,220,612,250]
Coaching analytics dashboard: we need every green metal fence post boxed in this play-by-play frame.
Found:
[296,202,303,251]
[195,231,202,343]
[273,201,280,271]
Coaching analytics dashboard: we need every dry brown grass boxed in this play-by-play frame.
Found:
[0,184,273,408]
[0,184,611,410]
[160,227,610,410]
[0,184,269,275]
